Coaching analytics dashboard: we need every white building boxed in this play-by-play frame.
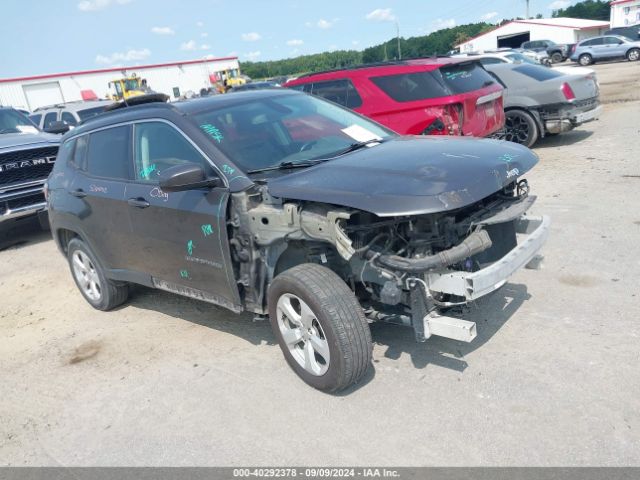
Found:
[457,18,610,53]
[610,0,640,27]
[0,56,240,112]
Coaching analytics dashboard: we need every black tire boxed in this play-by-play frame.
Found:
[268,263,372,392]
[503,109,539,148]
[626,48,640,62]
[579,53,593,66]
[550,52,563,63]
[67,238,128,311]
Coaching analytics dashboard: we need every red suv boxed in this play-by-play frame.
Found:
[285,58,505,138]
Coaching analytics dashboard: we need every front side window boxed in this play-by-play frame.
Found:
[309,79,363,108]
[61,111,78,126]
[191,92,394,172]
[43,112,58,129]
[86,126,131,179]
[133,121,212,183]
[603,36,623,45]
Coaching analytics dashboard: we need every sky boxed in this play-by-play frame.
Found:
[0,0,580,78]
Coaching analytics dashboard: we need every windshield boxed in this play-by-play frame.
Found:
[77,106,108,121]
[0,109,38,134]
[125,79,140,90]
[191,93,394,173]
[505,53,538,65]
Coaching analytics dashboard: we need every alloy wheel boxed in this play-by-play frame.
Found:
[72,250,102,302]
[504,113,531,145]
[276,293,330,376]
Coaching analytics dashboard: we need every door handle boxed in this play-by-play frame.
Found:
[128,197,150,208]
[70,189,86,198]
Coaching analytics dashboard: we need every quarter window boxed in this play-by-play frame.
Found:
[309,79,363,108]
[72,135,89,169]
[86,126,131,179]
[133,121,211,183]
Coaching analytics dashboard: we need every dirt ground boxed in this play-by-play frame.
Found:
[1,61,639,467]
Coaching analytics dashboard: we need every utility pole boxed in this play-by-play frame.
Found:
[396,21,402,60]
[526,0,530,19]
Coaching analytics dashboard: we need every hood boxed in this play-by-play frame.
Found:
[266,136,537,217]
[0,131,60,151]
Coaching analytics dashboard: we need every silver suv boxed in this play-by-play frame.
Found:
[29,100,111,133]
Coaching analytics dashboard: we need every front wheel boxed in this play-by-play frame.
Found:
[627,48,640,62]
[503,109,539,148]
[268,264,372,392]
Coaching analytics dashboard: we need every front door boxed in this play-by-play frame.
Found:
[124,120,240,311]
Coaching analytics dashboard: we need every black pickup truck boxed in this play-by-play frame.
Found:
[0,107,59,231]
[521,39,575,63]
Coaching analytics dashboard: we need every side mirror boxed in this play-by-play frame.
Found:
[158,163,221,192]
[44,121,70,134]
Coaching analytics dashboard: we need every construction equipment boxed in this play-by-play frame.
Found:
[210,68,246,93]
[107,74,151,101]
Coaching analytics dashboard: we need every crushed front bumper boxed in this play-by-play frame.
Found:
[424,215,551,301]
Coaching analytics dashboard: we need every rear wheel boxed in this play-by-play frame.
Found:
[268,264,372,392]
[550,52,563,63]
[503,109,539,148]
[579,53,593,66]
[627,48,640,62]
[67,238,128,311]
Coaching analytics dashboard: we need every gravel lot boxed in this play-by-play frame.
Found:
[1,61,639,467]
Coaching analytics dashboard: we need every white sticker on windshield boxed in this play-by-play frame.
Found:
[341,124,382,143]
[16,125,39,134]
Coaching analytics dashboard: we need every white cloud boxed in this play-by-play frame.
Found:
[78,0,131,11]
[151,26,174,35]
[227,51,238,56]
[180,40,198,51]
[430,18,456,31]
[286,39,304,46]
[352,40,360,46]
[200,44,211,50]
[196,21,204,27]
[317,18,333,29]
[241,32,261,41]
[365,8,396,22]
[244,51,261,61]
[548,0,571,9]
[95,47,150,64]
[480,11,498,21]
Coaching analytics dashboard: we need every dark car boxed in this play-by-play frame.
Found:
[229,81,280,92]
[521,39,574,63]
[284,58,505,138]
[485,63,601,147]
[47,92,549,392]
[1,107,59,229]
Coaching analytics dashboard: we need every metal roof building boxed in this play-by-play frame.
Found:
[0,56,240,112]
[457,18,610,53]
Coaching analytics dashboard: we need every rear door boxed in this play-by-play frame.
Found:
[585,37,606,59]
[124,120,239,309]
[69,126,133,270]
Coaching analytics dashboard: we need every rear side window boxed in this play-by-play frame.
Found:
[61,111,78,126]
[582,38,604,47]
[513,64,564,81]
[43,112,57,129]
[77,106,107,121]
[370,72,448,102]
[479,57,505,65]
[437,62,496,94]
[309,79,363,108]
[86,126,131,179]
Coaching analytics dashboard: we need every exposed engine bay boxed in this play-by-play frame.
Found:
[228,177,550,343]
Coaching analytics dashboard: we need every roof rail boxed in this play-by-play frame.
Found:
[104,93,170,112]
[295,60,409,79]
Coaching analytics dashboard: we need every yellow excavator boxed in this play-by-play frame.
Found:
[108,74,151,101]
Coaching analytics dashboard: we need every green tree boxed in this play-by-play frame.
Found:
[552,0,610,21]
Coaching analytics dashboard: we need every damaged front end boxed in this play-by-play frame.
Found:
[229,176,549,344]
